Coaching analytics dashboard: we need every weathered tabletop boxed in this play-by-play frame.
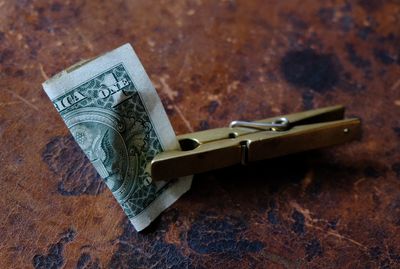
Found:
[1,0,400,268]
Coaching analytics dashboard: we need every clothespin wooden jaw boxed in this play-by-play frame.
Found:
[150,105,361,181]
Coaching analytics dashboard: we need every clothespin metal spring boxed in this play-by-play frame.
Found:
[229,117,290,131]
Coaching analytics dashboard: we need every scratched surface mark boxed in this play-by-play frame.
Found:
[0,0,399,268]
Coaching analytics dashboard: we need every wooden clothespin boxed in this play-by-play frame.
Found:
[151,105,361,181]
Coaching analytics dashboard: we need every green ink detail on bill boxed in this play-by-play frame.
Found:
[56,64,167,218]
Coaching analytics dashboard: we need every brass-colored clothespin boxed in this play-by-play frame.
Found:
[151,105,361,181]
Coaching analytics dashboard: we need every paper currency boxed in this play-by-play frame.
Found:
[42,44,192,231]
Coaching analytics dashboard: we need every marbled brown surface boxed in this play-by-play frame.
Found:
[1,0,400,268]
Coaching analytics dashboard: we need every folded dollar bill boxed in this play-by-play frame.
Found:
[42,44,192,231]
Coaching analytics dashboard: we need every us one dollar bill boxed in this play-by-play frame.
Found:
[42,44,192,231]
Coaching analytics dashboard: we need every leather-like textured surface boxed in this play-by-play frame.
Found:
[1,0,399,268]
